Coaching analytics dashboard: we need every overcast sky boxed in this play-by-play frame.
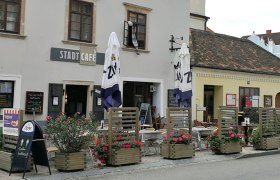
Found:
[205,0,280,38]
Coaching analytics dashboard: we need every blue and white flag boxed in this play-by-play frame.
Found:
[101,32,122,110]
[173,43,192,106]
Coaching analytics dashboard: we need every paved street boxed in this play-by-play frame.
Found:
[1,146,280,180]
[90,154,280,180]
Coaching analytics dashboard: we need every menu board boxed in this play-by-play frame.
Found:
[10,120,51,178]
[167,89,179,107]
[25,91,43,114]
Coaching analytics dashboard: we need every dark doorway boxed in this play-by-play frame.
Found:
[204,85,214,122]
[65,85,88,117]
[276,92,280,108]
[123,81,153,110]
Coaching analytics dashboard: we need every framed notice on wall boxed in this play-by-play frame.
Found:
[264,95,272,107]
[226,93,236,106]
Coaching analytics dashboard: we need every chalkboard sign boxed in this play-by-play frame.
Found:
[168,89,179,107]
[25,91,44,114]
[10,120,51,178]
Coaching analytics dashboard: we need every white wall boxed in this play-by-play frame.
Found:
[0,0,191,120]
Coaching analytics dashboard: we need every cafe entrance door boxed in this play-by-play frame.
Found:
[64,85,88,116]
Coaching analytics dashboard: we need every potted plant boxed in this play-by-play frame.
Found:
[45,112,97,171]
[209,129,243,154]
[92,132,142,167]
[160,130,193,159]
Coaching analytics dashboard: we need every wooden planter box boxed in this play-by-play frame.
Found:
[55,151,86,171]
[0,151,33,172]
[254,137,280,150]
[217,141,242,154]
[107,148,141,166]
[160,143,194,159]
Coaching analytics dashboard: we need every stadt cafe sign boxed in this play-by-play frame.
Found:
[50,46,104,66]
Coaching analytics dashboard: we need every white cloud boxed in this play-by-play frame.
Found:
[206,0,280,37]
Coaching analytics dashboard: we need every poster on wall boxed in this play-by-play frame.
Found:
[3,108,22,136]
[226,94,236,106]
[264,95,272,107]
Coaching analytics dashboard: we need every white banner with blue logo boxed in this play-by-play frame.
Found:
[173,43,192,106]
[101,32,122,110]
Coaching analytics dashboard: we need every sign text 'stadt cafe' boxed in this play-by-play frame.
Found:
[50,46,96,66]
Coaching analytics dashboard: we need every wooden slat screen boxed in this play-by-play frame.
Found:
[259,108,277,137]
[107,107,140,163]
[276,108,280,135]
[217,106,238,139]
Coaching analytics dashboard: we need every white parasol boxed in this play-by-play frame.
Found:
[173,43,192,107]
[101,32,122,110]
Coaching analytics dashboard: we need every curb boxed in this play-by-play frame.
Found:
[236,149,280,159]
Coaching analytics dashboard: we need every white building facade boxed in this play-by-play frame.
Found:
[0,0,191,124]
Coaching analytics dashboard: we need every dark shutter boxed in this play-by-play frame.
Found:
[92,85,104,121]
[47,83,63,118]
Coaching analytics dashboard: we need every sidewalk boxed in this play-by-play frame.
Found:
[2,146,280,180]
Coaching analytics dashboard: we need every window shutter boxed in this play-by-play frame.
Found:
[92,85,104,121]
[123,21,129,46]
[48,83,63,118]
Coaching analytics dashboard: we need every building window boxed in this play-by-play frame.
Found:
[123,3,151,51]
[69,0,93,43]
[126,11,146,49]
[239,87,260,111]
[0,81,14,108]
[0,0,21,34]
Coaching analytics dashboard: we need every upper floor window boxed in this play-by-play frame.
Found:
[0,0,21,34]
[69,0,93,43]
[0,81,14,108]
[123,3,151,51]
[126,11,146,50]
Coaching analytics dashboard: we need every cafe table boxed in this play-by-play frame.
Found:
[192,127,214,150]
[139,129,163,155]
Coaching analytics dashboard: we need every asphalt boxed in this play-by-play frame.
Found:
[2,146,280,180]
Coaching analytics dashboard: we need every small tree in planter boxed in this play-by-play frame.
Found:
[45,112,98,171]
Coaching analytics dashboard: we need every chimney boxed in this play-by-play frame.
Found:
[266,30,272,34]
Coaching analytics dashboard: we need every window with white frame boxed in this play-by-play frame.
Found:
[0,81,14,108]
[0,0,21,34]
[123,3,151,51]
[68,0,93,43]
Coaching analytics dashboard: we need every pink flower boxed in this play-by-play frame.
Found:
[230,134,235,138]
[169,131,175,135]
[181,132,186,135]
[237,133,241,137]
[56,117,60,121]
[228,130,232,135]
[46,116,51,120]
[163,134,167,140]
[187,134,192,139]
[178,137,183,141]
[182,135,186,139]
[172,138,178,142]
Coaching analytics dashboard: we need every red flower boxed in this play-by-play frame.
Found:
[187,134,192,139]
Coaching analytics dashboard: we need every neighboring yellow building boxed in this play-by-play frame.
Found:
[190,29,280,121]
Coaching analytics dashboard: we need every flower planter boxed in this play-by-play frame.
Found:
[107,148,141,166]
[217,141,242,154]
[55,151,86,171]
[254,137,280,150]
[160,143,194,159]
